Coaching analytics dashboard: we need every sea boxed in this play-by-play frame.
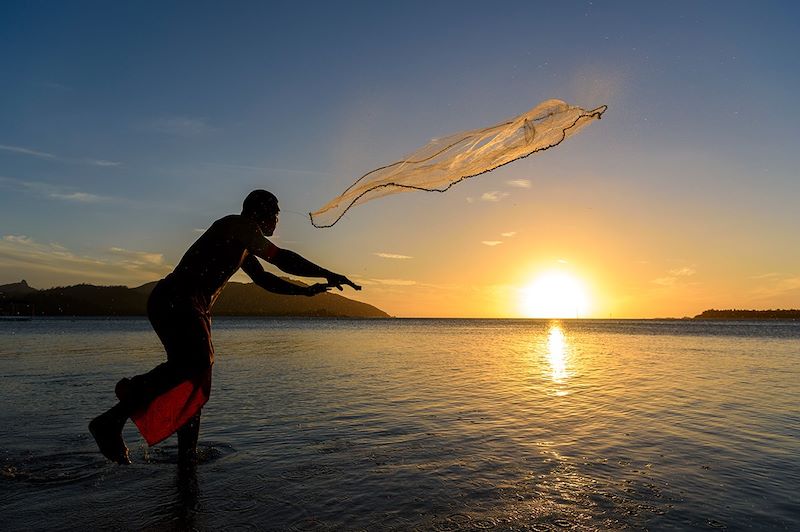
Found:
[1,318,798,531]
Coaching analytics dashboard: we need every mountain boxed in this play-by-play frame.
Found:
[0,279,37,296]
[0,280,390,318]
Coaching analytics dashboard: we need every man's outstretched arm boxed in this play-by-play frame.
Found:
[254,244,361,291]
[241,255,329,296]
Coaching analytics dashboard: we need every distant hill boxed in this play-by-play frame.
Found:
[694,309,800,320]
[0,279,37,296]
[0,279,390,318]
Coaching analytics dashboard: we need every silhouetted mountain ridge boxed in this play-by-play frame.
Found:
[0,279,37,296]
[0,279,389,318]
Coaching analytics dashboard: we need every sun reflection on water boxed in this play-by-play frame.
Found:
[546,324,571,396]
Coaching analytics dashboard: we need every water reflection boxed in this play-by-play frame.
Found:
[546,324,570,396]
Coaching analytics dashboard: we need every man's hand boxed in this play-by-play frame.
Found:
[325,272,361,291]
[305,283,330,297]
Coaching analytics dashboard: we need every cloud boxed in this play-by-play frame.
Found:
[482,241,503,246]
[3,234,34,245]
[374,252,413,260]
[109,247,165,266]
[1,176,49,194]
[363,278,417,286]
[377,279,417,286]
[772,276,800,293]
[481,191,509,202]
[48,192,109,203]
[86,159,122,167]
[748,274,800,300]
[0,144,56,159]
[0,144,121,167]
[506,179,532,188]
[153,116,216,136]
[466,197,475,203]
[500,232,517,238]
[750,272,780,279]
[1,176,116,204]
[652,266,696,286]
[0,235,171,286]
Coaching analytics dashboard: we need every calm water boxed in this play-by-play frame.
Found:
[1,318,798,531]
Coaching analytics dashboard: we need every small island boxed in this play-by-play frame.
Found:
[694,309,800,320]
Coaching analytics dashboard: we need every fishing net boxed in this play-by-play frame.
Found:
[309,99,607,228]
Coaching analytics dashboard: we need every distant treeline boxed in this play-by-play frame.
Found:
[694,309,800,320]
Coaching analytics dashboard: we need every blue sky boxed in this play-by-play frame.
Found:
[1,1,799,317]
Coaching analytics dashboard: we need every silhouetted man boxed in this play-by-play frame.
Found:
[90,190,360,464]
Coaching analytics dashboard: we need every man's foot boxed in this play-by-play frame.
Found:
[89,413,131,465]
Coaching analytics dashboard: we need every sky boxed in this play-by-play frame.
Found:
[1,1,799,318]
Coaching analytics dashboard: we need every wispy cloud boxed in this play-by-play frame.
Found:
[372,278,417,286]
[3,235,34,245]
[0,176,115,204]
[506,179,532,188]
[109,247,165,266]
[352,277,418,286]
[750,272,780,280]
[653,266,696,286]
[481,191,509,202]
[0,235,171,286]
[0,143,121,167]
[374,252,413,260]
[479,232,516,247]
[153,116,216,136]
[86,159,122,167]
[0,144,56,159]
[748,274,800,300]
[48,192,110,203]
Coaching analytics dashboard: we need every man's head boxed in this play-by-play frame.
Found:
[242,189,279,236]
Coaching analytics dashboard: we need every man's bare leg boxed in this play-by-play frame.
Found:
[89,402,131,465]
[177,412,201,466]
[90,365,184,465]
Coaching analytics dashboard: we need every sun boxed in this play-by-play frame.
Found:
[520,271,590,318]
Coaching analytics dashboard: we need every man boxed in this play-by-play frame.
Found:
[90,189,360,465]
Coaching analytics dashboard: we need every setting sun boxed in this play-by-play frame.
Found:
[520,272,590,318]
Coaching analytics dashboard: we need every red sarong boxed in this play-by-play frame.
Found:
[130,367,212,446]
[134,275,215,446]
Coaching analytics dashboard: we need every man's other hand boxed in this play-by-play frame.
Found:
[326,273,361,291]
[306,283,330,296]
